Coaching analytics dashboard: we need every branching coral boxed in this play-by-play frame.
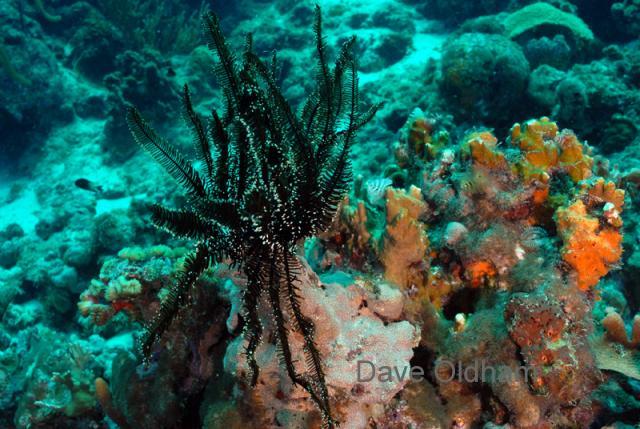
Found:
[591,309,640,381]
[32,0,61,23]
[395,108,450,173]
[78,245,187,326]
[126,7,379,426]
[331,116,624,301]
[602,310,640,349]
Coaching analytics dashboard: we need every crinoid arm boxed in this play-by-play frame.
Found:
[126,106,207,199]
[150,204,222,240]
[181,84,215,183]
[261,248,335,427]
[280,251,334,426]
[241,258,265,387]
[139,243,213,361]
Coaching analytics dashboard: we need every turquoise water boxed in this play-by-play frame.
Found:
[0,1,639,428]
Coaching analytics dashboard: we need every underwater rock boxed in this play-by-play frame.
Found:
[409,0,509,25]
[0,1,75,167]
[77,245,229,428]
[103,49,179,162]
[78,245,189,328]
[2,325,110,428]
[318,114,627,425]
[0,266,23,314]
[601,114,639,154]
[551,50,640,151]
[69,8,126,82]
[527,64,566,110]
[440,32,530,124]
[94,210,136,253]
[0,237,21,269]
[3,300,44,330]
[356,31,413,73]
[553,75,589,130]
[524,34,573,70]
[2,0,640,427]
[225,261,419,428]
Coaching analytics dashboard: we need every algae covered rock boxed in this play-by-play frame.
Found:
[612,0,640,39]
[408,0,509,25]
[527,64,566,109]
[440,32,530,123]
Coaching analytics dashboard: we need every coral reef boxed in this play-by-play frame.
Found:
[2,0,640,427]
[316,115,627,426]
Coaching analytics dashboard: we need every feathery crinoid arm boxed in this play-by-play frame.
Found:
[241,257,265,387]
[310,5,341,167]
[309,36,356,167]
[300,7,356,167]
[202,11,241,109]
[150,204,223,239]
[139,243,213,361]
[127,106,207,199]
[243,51,315,179]
[181,84,215,185]
[280,251,334,426]
[208,110,232,200]
[303,25,381,234]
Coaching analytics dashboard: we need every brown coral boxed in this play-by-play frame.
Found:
[381,186,430,289]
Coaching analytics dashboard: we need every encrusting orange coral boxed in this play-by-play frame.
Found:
[466,131,508,170]
[465,260,497,288]
[556,198,623,291]
[510,117,593,184]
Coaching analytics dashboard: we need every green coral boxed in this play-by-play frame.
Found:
[504,2,594,45]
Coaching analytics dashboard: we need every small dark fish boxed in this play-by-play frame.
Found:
[74,178,103,193]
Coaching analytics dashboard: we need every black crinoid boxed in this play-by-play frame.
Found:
[125,5,380,427]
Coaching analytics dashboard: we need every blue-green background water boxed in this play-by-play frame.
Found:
[0,0,639,428]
